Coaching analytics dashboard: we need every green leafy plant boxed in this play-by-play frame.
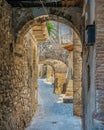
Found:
[47,21,56,36]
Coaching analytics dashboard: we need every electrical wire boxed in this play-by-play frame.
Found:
[39,0,60,45]
[40,0,49,15]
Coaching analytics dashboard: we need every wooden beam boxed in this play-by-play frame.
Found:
[6,0,82,7]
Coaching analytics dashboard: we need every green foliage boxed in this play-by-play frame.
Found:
[47,21,56,36]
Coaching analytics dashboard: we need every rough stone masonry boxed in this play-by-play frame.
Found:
[0,1,38,129]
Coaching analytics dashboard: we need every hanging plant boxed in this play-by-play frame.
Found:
[46,21,56,36]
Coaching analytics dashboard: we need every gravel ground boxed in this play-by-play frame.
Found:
[26,79,83,130]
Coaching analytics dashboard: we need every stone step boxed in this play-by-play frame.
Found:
[63,96,73,103]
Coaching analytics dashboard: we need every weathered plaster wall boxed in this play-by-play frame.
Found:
[82,1,96,130]
[82,46,96,130]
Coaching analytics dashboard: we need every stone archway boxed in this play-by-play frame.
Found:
[0,1,83,128]
[39,41,69,66]
[15,15,81,44]
[15,13,82,115]
[40,59,68,94]
[39,63,55,84]
[13,7,82,42]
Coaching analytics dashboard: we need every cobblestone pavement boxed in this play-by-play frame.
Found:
[26,79,82,130]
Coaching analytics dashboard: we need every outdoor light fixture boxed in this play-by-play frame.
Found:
[86,25,95,46]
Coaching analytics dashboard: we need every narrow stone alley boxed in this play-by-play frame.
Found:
[26,79,82,130]
[1,1,104,130]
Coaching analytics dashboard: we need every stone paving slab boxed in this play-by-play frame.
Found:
[26,79,83,130]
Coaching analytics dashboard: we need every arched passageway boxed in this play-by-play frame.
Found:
[2,1,104,130]
[0,1,83,130]
[15,16,82,129]
[39,59,68,94]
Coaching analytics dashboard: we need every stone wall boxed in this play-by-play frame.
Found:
[65,51,73,97]
[12,30,38,130]
[39,41,69,66]
[73,33,82,117]
[45,65,54,83]
[0,1,38,129]
[13,7,82,40]
[39,64,47,78]
[54,73,67,94]
[54,61,67,94]
[0,1,16,129]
